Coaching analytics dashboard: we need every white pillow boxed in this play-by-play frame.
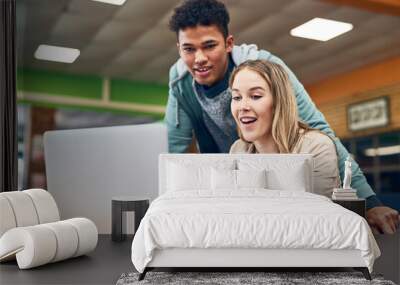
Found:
[236,169,267,189]
[166,159,235,192]
[211,168,267,190]
[238,159,309,192]
[211,168,236,190]
[167,162,209,191]
[266,168,306,191]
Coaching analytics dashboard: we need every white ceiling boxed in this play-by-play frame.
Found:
[16,0,400,85]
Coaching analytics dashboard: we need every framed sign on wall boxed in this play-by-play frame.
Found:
[347,97,390,132]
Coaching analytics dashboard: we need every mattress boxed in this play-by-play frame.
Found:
[131,190,380,273]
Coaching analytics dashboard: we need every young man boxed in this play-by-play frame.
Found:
[165,0,399,234]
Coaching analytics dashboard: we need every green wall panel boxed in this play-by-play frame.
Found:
[16,69,169,116]
[110,79,168,105]
[17,69,103,99]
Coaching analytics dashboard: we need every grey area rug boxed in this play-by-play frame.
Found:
[116,272,396,285]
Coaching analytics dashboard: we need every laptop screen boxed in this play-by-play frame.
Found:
[44,123,167,234]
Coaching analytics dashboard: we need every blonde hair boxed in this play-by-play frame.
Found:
[229,60,310,153]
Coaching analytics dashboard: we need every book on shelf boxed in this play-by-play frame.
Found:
[332,194,359,200]
[332,192,358,197]
[333,188,357,193]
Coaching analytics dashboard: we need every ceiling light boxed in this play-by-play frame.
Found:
[364,145,400,157]
[34,45,80,63]
[91,0,127,5]
[290,17,353,41]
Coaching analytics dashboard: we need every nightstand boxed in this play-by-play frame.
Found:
[332,198,366,218]
[112,196,150,242]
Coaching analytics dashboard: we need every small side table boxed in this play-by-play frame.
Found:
[112,196,150,242]
[332,198,366,218]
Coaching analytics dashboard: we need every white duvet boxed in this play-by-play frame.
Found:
[131,190,380,273]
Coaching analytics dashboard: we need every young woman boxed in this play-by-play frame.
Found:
[229,60,340,197]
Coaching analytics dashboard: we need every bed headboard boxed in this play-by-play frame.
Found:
[159,153,314,195]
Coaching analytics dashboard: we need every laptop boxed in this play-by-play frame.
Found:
[44,123,168,234]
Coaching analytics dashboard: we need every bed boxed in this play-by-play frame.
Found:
[131,154,380,280]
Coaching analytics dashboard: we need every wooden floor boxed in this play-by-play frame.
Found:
[0,235,133,285]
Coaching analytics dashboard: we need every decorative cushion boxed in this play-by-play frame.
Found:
[211,168,236,190]
[167,160,235,192]
[266,168,307,191]
[236,169,267,189]
[238,159,308,191]
[167,162,210,191]
[211,169,267,190]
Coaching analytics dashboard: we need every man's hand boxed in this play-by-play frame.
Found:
[367,206,400,234]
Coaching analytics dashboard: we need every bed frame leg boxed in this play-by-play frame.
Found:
[354,267,371,280]
[138,268,148,281]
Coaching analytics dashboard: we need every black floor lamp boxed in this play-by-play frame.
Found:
[0,0,17,192]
